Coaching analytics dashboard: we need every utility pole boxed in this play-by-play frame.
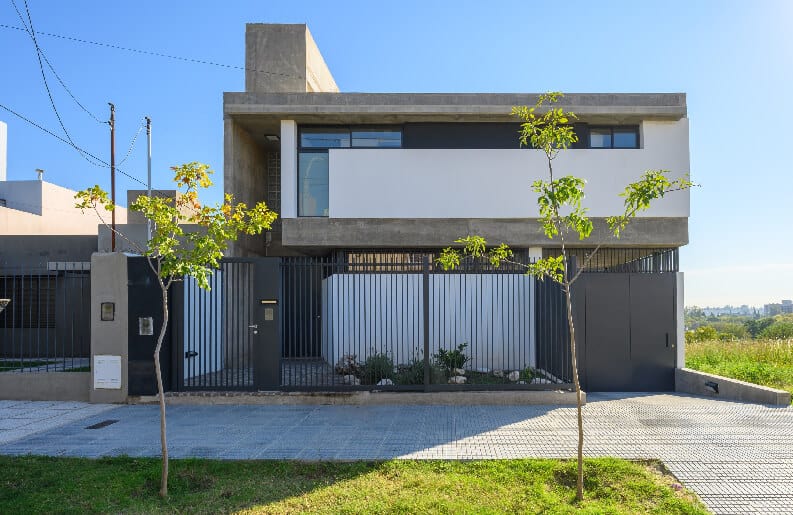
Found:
[146,116,152,241]
[109,103,116,252]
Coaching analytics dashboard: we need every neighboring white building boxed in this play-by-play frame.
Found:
[0,122,127,266]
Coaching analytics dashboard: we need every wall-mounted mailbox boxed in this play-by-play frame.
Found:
[101,302,115,321]
[138,317,154,336]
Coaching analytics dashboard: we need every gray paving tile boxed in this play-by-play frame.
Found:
[1,395,793,513]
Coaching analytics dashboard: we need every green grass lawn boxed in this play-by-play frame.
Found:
[686,338,793,401]
[0,457,707,514]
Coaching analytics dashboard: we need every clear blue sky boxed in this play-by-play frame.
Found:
[1,0,791,307]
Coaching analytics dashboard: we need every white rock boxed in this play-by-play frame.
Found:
[448,375,467,384]
[493,369,504,378]
[453,368,466,376]
[507,371,520,382]
[342,374,360,386]
[376,378,394,386]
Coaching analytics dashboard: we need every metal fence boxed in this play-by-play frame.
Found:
[543,247,678,273]
[281,255,569,391]
[0,263,91,373]
[173,248,678,392]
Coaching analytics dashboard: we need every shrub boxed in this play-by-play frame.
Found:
[360,353,394,385]
[394,359,424,385]
[685,326,719,343]
[433,343,470,371]
[760,321,793,340]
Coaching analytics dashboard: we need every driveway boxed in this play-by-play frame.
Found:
[1,393,791,514]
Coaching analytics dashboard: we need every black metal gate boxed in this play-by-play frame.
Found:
[173,258,281,391]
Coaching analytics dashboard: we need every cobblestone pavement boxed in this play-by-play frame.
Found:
[1,393,791,514]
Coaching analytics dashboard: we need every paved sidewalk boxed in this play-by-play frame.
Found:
[0,400,115,445]
[1,393,791,514]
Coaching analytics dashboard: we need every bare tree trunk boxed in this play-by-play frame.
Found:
[154,284,169,498]
[564,281,584,502]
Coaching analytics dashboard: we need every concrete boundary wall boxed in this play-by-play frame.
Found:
[0,372,89,401]
[676,368,791,406]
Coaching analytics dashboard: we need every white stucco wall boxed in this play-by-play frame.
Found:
[280,120,298,218]
[326,119,689,219]
[0,180,127,235]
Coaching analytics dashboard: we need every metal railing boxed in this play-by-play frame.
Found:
[0,263,91,373]
[281,255,570,391]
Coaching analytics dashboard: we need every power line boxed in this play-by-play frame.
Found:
[0,23,305,80]
[118,119,145,166]
[9,0,105,124]
[11,0,107,169]
[0,102,207,215]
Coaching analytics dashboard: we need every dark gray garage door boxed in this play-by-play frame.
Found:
[575,273,677,391]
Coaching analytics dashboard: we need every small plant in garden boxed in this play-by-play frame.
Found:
[361,352,394,384]
[520,367,536,383]
[394,358,425,385]
[433,343,470,372]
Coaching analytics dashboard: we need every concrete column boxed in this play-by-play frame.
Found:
[281,120,298,218]
[89,253,129,403]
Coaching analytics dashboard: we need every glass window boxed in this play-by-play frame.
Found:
[589,129,612,148]
[298,152,329,216]
[351,129,402,148]
[300,129,350,148]
[613,129,638,148]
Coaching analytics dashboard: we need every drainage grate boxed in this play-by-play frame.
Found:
[85,419,119,430]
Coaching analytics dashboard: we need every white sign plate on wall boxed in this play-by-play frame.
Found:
[93,355,122,389]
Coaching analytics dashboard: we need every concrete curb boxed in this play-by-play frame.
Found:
[675,368,791,406]
[129,389,584,406]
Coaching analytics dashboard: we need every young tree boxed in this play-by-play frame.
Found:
[76,162,277,497]
[437,93,694,501]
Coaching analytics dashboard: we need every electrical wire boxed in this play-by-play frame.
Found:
[0,102,208,217]
[10,0,107,168]
[9,0,105,124]
[117,120,145,166]
[0,23,305,79]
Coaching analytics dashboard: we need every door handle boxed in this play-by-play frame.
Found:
[665,333,669,347]
[249,324,258,329]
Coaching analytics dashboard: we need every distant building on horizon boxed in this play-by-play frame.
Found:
[764,300,793,316]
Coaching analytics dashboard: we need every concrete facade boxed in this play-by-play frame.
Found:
[676,368,791,406]
[0,372,89,401]
[89,253,129,403]
[245,24,339,94]
[223,24,691,256]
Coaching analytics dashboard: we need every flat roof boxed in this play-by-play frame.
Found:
[224,92,686,119]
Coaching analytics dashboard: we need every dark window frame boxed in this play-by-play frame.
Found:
[587,125,640,149]
[297,125,404,218]
[298,125,403,150]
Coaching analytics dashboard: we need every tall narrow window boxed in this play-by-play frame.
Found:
[298,152,329,217]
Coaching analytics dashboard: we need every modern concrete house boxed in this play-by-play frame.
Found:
[223,24,690,261]
[212,24,692,393]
